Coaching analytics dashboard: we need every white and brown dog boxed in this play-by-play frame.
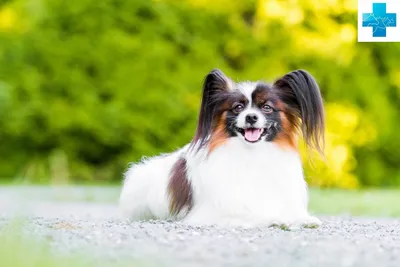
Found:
[119,69,325,228]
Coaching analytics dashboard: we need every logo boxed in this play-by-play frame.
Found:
[358,1,400,42]
[362,3,396,37]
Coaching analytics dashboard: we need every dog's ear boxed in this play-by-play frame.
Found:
[273,69,325,154]
[192,69,233,150]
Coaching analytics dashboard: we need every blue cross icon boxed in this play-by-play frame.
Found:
[362,3,397,37]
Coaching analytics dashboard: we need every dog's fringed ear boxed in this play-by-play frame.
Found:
[191,68,232,151]
[273,69,325,154]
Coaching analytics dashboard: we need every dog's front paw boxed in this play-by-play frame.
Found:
[296,216,322,229]
[270,216,322,230]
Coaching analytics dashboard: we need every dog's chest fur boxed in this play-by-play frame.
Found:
[183,139,308,225]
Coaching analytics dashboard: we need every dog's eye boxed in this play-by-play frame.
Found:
[262,104,273,114]
[233,104,244,113]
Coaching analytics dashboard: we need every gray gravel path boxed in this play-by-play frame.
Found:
[1,186,399,267]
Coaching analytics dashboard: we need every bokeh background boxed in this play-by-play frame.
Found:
[0,0,399,188]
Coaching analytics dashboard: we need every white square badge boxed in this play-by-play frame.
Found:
[358,0,400,42]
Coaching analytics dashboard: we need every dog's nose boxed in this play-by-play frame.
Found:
[245,114,258,124]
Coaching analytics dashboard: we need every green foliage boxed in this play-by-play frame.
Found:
[309,188,400,217]
[0,0,399,186]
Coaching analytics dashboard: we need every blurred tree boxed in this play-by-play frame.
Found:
[0,0,399,187]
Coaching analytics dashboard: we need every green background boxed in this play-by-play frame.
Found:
[0,0,399,188]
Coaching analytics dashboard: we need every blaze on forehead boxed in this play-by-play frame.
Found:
[216,82,277,111]
[224,82,273,104]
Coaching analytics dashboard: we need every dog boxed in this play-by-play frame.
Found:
[119,68,325,228]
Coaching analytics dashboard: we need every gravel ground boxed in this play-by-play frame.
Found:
[1,186,400,267]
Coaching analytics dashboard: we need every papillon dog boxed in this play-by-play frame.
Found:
[119,69,325,228]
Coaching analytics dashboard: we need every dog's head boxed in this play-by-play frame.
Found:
[191,69,325,153]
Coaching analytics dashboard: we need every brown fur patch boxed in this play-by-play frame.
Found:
[168,158,193,216]
[274,100,300,151]
[208,111,229,153]
[192,88,247,152]
[252,86,269,106]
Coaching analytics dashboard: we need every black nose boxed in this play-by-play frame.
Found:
[245,114,258,124]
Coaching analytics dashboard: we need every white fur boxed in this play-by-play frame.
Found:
[119,145,189,220]
[119,80,321,228]
[237,81,258,101]
[236,106,265,129]
[236,81,269,129]
[118,140,320,228]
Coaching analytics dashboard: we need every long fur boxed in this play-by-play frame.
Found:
[190,69,234,151]
[119,68,325,228]
[273,70,325,153]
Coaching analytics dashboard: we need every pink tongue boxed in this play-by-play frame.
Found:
[244,128,263,142]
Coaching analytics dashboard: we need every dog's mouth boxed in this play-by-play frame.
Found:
[235,127,267,143]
